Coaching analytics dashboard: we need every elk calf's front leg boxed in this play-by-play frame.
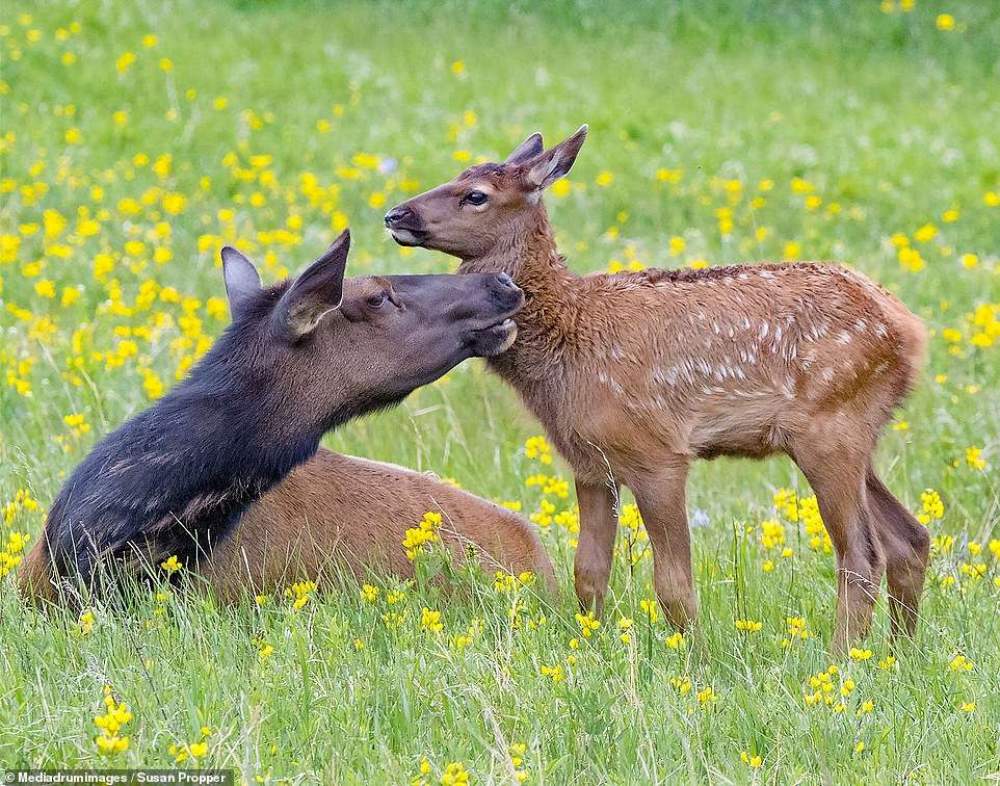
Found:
[573,479,619,617]
[630,465,696,630]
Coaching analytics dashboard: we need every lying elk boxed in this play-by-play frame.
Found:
[202,449,556,600]
[385,127,929,652]
[20,230,531,603]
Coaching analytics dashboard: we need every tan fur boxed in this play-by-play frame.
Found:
[388,128,930,652]
[20,448,556,603]
[17,534,57,603]
[202,449,557,599]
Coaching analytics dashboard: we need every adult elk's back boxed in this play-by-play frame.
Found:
[386,127,929,652]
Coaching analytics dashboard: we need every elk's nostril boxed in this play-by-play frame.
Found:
[384,207,410,228]
[489,273,523,310]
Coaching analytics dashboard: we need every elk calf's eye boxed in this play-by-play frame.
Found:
[464,191,488,206]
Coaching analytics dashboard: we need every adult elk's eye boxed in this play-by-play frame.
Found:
[463,190,488,206]
[366,292,388,309]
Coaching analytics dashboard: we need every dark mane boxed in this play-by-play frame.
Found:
[40,277,317,594]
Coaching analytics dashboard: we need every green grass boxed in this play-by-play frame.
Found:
[2,0,999,782]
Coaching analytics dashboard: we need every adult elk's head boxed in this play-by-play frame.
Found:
[220,230,524,430]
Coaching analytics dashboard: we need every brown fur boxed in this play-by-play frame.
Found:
[387,127,930,652]
[202,448,557,599]
[20,448,556,603]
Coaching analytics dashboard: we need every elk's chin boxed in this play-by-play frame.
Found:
[469,318,518,357]
[388,228,427,247]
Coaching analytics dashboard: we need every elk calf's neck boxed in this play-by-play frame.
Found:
[386,127,930,653]
[29,230,524,598]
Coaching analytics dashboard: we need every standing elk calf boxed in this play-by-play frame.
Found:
[386,127,929,652]
[20,230,528,603]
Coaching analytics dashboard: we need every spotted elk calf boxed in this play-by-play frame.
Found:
[20,230,526,603]
[386,128,929,652]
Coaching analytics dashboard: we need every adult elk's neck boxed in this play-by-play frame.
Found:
[45,332,324,584]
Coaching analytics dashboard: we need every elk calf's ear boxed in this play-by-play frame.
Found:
[221,246,262,320]
[505,132,544,164]
[523,124,588,191]
[272,229,351,341]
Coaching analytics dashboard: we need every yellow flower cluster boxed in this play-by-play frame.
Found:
[440,762,470,786]
[781,616,811,647]
[773,488,831,553]
[941,303,1000,355]
[94,686,132,756]
[494,570,535,593]
[420,607,443,634]
[803,665,869,714]
[617,503,650,565]
[402,511,443,561]
[575,611,601,638]
[0,489,36,578]
[523,435,553,464]
[918,489,944,525]
[284,580,317,610]
[168,726,212,763]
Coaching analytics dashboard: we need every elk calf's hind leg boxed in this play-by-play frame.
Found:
[793,442,884,654]
[630,464,696,630]
[573,479,620,617]
[866,468,930,639]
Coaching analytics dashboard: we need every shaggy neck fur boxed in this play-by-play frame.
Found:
[459,206,580,387]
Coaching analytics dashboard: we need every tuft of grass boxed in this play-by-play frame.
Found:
[1,0,998,782]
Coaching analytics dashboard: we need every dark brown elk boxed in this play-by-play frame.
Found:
[385,127,929,652]
[19,230,527,604]
[201,448,556,600]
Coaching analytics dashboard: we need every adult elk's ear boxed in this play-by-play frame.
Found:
[522,124,588,191]
[504,132,544,164]
[221,246,262,321]
[272,230,351,342]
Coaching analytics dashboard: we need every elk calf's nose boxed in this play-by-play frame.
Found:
[384,206,412,228]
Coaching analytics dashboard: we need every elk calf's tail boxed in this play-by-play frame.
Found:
[887,295,928,404]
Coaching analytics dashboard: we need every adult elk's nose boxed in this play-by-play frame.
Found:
[496,273,517,291]
[384,205,415,228]
[489,272,524,311]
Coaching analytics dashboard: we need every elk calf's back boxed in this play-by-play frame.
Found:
[20,230,525,602]
[386,127,930,652]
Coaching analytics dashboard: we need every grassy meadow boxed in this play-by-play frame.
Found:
[2,0,999,782]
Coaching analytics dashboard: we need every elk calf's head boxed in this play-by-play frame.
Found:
[385,126,588,262]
